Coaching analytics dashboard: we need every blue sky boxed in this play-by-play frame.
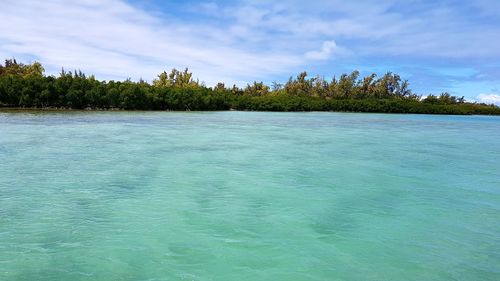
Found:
[1,0,499,103]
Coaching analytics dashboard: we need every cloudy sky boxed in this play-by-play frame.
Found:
[1,0,499,103]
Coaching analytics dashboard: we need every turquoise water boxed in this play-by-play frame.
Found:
[0,111,499,281]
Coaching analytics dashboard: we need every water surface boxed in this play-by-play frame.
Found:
[1,111,499,280]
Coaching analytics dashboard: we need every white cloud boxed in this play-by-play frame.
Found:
[199,2,219,15]
[231,0,500,59]
[1,0,499,93]
[0,0,303,86]
[476,94,500,106]
[305,41,342,60]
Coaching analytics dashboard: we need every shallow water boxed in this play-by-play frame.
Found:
[0,111,499,280]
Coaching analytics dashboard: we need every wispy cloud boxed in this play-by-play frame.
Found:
[0,0,499,97]
[305,41,344,61]
[476,94,500,106]
[0,0,303,85]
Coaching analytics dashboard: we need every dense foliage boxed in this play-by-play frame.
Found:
[1,59,499,114]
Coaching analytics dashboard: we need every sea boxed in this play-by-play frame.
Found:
[1,111,499,280]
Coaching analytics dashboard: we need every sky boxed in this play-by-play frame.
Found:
[1,0,499,104]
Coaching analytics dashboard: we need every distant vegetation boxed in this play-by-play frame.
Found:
[1,59,499,114]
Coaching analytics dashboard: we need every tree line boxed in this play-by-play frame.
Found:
[1,59,499,115]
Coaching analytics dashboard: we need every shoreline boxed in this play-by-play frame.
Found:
[2,107,500,116]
